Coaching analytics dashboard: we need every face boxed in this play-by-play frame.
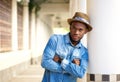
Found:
[70,21,88,44]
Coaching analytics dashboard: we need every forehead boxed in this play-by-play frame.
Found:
[71,21,86,27]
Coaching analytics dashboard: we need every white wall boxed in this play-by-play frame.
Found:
[33,15,53,58]
[0,50,31,71]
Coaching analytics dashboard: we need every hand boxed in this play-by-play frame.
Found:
[72,59,80,65]
[53,55,62,63]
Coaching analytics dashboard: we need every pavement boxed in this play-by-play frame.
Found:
[9,65,44,82]
[9,65,86,82]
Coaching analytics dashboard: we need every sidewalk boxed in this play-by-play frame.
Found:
[9,65,86,82]
[9,65,44,82]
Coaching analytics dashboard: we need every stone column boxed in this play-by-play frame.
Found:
[23,0,29,50]
[12,0,18,51]
[69,0,86,16]
[69,0,78,17]
[30,7,37,64]
[87,0,120,81]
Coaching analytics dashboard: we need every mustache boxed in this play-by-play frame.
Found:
[73,34,78,35]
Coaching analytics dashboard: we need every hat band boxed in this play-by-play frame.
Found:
[74,17,89,24]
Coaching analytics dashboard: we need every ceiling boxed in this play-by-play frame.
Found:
[37,0,70,28]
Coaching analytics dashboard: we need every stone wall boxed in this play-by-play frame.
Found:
[0,60,30,82]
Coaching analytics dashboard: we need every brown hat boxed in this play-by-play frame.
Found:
[67,12,92,31]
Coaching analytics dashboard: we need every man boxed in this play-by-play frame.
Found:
[41,12,92,82]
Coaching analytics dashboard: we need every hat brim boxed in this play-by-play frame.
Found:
[67,19,92,32]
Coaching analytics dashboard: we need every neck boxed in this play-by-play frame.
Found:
[71,40,79,46]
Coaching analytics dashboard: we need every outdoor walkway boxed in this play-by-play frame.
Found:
[9,65,85,82]
[9,65,44,82]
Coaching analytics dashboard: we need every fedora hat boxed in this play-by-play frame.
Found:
[67,12,92,31]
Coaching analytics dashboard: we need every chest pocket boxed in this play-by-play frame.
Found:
[55,44,82,61]
[55,37,68,59]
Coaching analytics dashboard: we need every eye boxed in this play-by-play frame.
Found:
[79,28,83,32]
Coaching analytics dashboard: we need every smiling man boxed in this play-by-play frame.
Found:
[41,12,93,82]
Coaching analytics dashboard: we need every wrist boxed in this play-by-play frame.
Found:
[61,59,69,69]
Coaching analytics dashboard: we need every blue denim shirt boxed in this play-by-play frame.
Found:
[41,33,88,82]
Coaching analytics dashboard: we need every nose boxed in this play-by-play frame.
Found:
[74,30,79,34]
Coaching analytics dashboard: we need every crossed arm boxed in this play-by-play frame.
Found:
[53,55,80,65]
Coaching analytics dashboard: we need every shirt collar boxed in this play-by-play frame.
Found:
[64,33,82,48]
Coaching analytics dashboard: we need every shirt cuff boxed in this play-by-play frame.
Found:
[61,59,69,69]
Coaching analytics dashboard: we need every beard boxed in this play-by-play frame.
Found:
[69,34,81,44]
